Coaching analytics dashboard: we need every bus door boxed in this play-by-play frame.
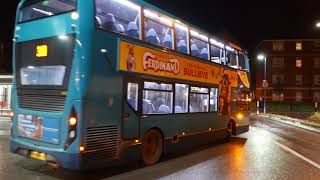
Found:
[122,79,141,139]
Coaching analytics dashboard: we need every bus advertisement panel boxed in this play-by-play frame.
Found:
[119,41,239,88]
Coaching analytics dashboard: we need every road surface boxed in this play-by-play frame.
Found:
[0,118,320,180]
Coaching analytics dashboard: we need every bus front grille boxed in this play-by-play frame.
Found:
[17,89,66,112]
[85,125,119,161]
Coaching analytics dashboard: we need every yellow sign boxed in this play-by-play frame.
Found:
[238,70,250,88]
[30,151,47,161]
[119,41,239,87]
[36,45,48,57]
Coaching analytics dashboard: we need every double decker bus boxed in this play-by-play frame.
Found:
[11,0,251,170]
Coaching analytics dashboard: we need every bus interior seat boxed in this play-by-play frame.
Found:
[115,24,125,34]
[200,48,209,60]
[174,106,184,113]
[163,35,173,48]
[95,16,102,27]
[102,13,117,31]
[191,44,199,57]
[146,29,160,45]
[158,104,171,113]
[153,98,165,111]
[177,40,188,53]
[143,99,155,114]
[127,22,139,38]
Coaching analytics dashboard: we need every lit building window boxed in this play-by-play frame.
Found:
[272,74,284,84]
[272,42,284,51]
[314,57,320,68]
[272,91,284,102]
[314,75,320,85]
[296,59,302,68]
[296,42,302,51]
[314,91,320,100]
[295,91,303,102]
[271,57,284,68]
[296,75,303,85]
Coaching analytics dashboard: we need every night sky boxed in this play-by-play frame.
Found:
[1,0,320,72]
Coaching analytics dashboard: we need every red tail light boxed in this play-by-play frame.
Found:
[69,117,77,126]
[9,111,14,136]
[65,108,78,148]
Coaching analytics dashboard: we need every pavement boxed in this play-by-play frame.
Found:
[251,113,320,133]
[0,118,320,179]
[0,116,10,136]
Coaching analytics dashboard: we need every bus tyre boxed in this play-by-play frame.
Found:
[141,129,163,166]
[226,121,233,142]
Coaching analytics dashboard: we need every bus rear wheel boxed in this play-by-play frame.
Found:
[141,129,163,166]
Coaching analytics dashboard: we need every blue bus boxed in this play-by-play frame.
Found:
[11,0,251,170]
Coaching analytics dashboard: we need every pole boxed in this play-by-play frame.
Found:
[264,57,267,114]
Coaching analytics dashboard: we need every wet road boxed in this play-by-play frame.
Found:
[0,118,320,180]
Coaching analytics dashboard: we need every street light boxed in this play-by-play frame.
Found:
[257,54,267,113]
[316,22,320,28]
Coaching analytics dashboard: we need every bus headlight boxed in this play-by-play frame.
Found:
[237,113,244,120]
[9,111,14,118]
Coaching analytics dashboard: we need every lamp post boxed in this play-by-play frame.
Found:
[257,54,267,113]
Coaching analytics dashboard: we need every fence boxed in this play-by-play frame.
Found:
[254,101,317,112]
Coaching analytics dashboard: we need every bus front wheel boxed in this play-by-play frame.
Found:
[226,121,234,142]
[141,129,163,166]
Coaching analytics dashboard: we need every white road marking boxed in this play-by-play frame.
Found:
[273,140,320,170]
[250,125,320,170]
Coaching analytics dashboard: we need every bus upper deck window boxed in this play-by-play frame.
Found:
[144,19,173,48]
[238,53,246,70]
[210,39,225,64]
[95,0,141,39]
[190,38,209,60]
[19,0,77,23]
[210,45,222,64]
[226,47,238,69]
[190,30,209,60]
[144,10,174,49]
[175,23,189,54]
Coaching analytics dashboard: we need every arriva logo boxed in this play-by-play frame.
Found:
[143,52,180,75]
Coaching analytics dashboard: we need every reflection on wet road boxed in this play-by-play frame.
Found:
[1,118,320,180]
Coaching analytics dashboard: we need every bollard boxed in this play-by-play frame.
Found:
[257,100,260,114]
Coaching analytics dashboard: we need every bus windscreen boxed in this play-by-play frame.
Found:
[15,34,75,87]
[18,0,76,23]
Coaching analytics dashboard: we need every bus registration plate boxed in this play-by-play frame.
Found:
[30,151,47,161]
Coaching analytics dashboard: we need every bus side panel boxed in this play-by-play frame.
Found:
[122,98,140,139]
[185,113,229,132]
[85,31,122,127]
[81,32,123,167]
[140,113,229,141]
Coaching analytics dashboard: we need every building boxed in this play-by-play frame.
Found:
[0,40,12,73]
[0,75,13,116]
[256,39,320,103]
